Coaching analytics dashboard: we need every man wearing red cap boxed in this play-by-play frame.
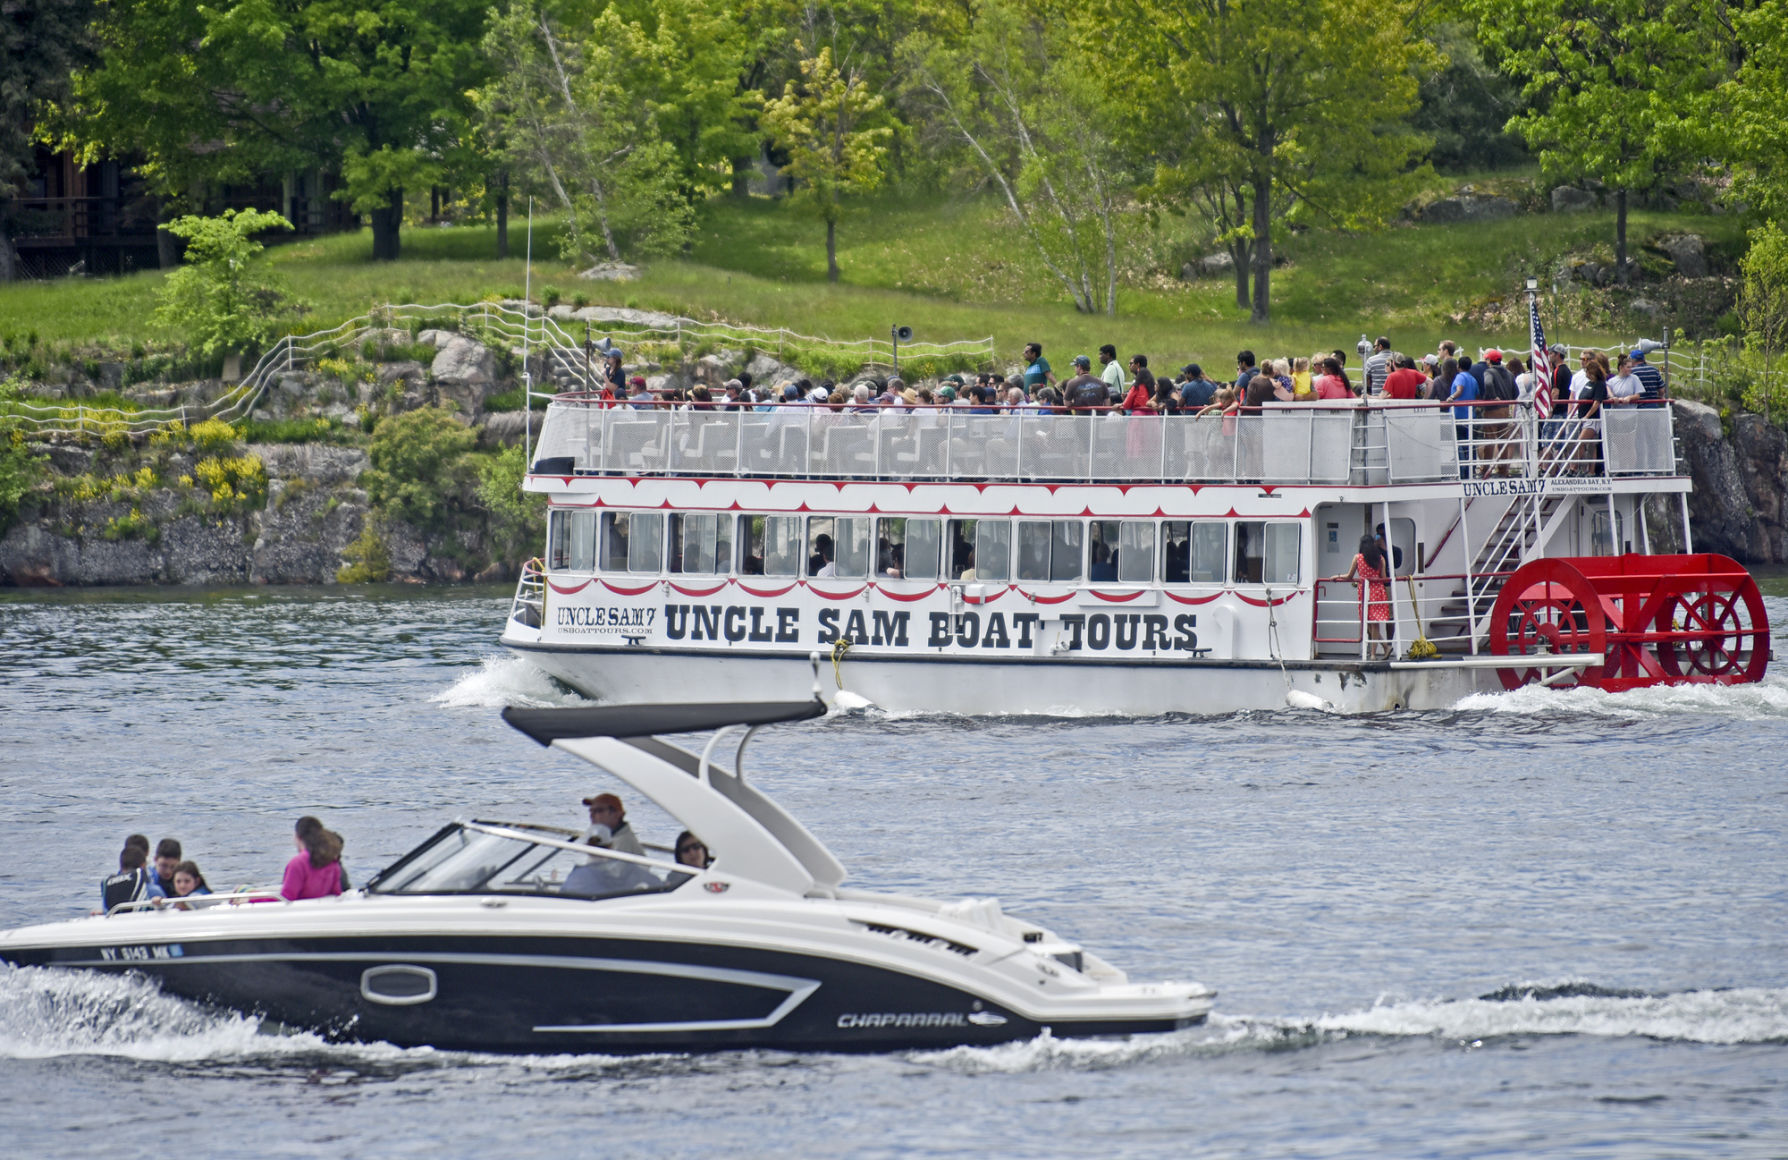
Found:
[582,793,644,856]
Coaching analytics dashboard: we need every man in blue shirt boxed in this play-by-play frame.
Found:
[1022,343,1054,394]
[1178,364,1217,409]
[1630,348,1665,405]
[1235,350,1258,392]
[1445,358,1481,479]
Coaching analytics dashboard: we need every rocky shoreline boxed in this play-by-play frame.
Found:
[3,327,1787,586]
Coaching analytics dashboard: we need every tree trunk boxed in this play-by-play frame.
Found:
[1231,241,1251,310]
[1615,189,1629,285]
[155,202,182,268]
[370,188,403,261]
[0,228,16,284]
[496,173,509,259]
[826,216,839,283]
[730,155,754,198]
[1250,172,1273,324]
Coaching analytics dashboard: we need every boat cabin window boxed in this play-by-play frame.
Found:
[1590,508,1624,555]
[806,516,873,578]
[548,509,597,572]
[950,519,1011,582]
[1016,520,1084,583]
[601,512,664,574]
[741,515,802,576]
[670,513,734,575]
[1163,521,1228,584]
[368,823,693,902]
[1090,520,1155,584]
[1234,521,1301,585]
[876,517,941,580]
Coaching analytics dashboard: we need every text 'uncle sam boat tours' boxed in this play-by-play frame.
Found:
[500,390,1770,714]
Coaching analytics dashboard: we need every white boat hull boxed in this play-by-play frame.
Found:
[505,639,1498,714]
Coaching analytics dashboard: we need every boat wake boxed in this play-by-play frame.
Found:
[7,967,1782,1072]
[431,655,594,710]
[1454,673,1788,721]
[912,980,1788,1073]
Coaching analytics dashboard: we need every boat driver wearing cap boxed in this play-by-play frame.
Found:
[582,793,644,856]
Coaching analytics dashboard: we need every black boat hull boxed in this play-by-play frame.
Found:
[2,933,1201,1053]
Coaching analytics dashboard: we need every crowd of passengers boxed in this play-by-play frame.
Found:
[95,803,715,912]
[96,818,349,913]
[575,336,1669,477]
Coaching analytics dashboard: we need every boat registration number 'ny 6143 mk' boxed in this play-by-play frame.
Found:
[98,944,184,961]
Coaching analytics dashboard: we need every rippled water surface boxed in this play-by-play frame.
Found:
[2,583,1787,1159]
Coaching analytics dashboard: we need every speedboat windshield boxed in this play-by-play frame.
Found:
[366,821,694,900]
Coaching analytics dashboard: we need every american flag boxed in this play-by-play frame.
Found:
[1529,296,1553,418]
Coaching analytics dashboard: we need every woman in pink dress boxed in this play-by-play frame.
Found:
[1330,535,1392,658]
[282,815,346,900]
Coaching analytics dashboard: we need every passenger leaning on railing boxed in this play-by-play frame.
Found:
[97,842,164,914]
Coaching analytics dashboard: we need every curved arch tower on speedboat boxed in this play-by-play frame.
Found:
[501,398,1769,712]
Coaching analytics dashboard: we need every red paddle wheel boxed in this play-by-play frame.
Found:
[1488,554,1771,692]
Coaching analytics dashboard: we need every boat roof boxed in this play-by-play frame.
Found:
[502,698,846,896]
[502,699,826,745]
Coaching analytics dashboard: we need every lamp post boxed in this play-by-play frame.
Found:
[891,324,912,377]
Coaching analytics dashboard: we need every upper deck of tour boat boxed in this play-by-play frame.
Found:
[524,393,1682,495]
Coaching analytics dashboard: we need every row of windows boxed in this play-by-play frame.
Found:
[548,511,1304,586]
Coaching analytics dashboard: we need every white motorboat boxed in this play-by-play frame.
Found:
[0,698,1212,1052]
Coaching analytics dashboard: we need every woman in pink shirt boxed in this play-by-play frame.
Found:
[1312,357,1353,400]
[282,815,346,900]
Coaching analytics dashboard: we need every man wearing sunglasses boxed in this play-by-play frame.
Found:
[581,792,643,856]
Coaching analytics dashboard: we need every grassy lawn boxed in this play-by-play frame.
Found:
[0,191,1743,371]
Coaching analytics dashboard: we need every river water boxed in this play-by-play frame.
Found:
[1,582,1786,1158]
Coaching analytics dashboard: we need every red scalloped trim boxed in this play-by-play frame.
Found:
[1015,588,1076,604]
[873,584,943,602]
[1164,590,1223,605]
[736,582,798,598]
[962,586,1011,605]
[667,581,727,597]
[807,584,869,600]
[1234,590,1300,607]
[1084,588,1147,603]
[546,578,594,595]
[599,579,658,596]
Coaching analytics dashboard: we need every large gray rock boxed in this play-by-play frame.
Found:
[159,512,253,585]
[1550,185,1598,212]
[1674,399,1784,562]
[1654,233,1708,278]
[1421,193,1520,223]
[480,409,544,448]
[250,483,369,583]
[431,334,496,388]
[255,443,369,485]
[744,352,791,382]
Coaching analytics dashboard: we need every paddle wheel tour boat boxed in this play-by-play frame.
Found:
[501,391,1770,713]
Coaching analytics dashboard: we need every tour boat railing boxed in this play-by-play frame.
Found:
[1314,569,1511,661]
[509,557,548,629]
[529,398,1679,488]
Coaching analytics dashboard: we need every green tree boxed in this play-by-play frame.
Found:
[363,407,479,532]
[476,443,547,566]
[905,0,1132,314]
[761,45,896,282]
[477,0,691,262]
[152,209,294,357]
[0,0,97,281]
[1469,0,1728,284]
[1724,0,1788,223]
[0,376,49,533]
[1088,0,1432,323]
[69,0,492,262]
